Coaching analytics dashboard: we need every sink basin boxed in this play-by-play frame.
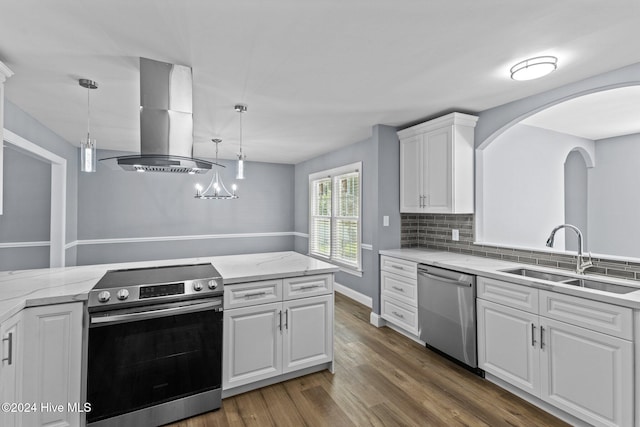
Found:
[562,278,639,294]
[501,268,639,294]
[501,268,574,283]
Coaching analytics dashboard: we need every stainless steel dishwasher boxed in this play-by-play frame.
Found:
[418,264,479,372]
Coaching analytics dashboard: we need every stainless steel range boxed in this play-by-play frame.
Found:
[86,263,224,427]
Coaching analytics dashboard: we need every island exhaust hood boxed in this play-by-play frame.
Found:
[100,57,214,173]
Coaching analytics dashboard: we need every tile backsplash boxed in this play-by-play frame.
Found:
[401,213,640,281]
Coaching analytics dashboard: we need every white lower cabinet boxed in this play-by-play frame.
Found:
[223,274,334,391]
[0,302,83,427]
[1,311,22,427]
[478,278,633,427]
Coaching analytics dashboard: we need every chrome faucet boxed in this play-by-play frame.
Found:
[545,224,593,274]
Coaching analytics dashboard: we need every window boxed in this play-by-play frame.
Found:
[309,162,361,272]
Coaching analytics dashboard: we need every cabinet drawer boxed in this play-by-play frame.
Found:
[225,279,283,309]
[381,296,418,335]
[381,270,417,307]
[478,277,538,313]
[380,255,417,279]
[539,290,632,340]
[283,274,333,301]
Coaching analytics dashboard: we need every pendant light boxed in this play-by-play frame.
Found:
[79,78,98,172]
[194,139,238,199]
[235,104,247,179]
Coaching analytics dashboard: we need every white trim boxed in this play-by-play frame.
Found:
[3,129,66,268]
[75,231,296,246]
[369,312,386,327]
[361,243,373,251]
[334,282,372,307]
[2,231,296,251]
[293,232,309,238]
[0,241,50,249]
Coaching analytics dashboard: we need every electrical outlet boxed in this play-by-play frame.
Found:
[383,216,389,227]
[452,229,459,241]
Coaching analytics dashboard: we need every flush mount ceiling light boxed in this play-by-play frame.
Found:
[510,56,558,81]
[79,78,98,172]
[194,139,238,200]
[235,104,247,180]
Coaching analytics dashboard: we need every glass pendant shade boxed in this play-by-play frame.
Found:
[81,138,97,172]
[79,78,98,173]
[236,155,245,180]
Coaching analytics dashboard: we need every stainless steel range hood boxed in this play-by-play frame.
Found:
[100,58,213,174]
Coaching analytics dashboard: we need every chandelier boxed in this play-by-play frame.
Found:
[194,139,238,199]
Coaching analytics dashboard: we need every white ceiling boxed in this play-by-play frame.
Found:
[1,1,639,164]
[521,86,640,140]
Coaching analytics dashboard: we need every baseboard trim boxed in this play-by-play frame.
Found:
[369,312,386,328]
[334,282,372,308]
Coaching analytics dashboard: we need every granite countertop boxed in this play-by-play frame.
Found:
[380,248,640,309]
[0,251,338,323]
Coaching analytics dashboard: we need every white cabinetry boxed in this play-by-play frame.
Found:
[380,255,418,334]
[0,302,83,427]
[477,277,633,427]
[1,311,22,427]
[398,112,478,213]
[223,274,334,391]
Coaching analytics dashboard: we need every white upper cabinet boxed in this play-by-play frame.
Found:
[398,112,478,213]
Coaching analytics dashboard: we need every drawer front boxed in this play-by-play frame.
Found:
[283,274,333,301]
[381,296,418,335]
[380,255,417,279]
[539,290,632,340]
[478,277,538,313]
[225,279,283,309]
[381,270,417,307]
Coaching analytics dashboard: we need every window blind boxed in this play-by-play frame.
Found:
[308,165,361,271]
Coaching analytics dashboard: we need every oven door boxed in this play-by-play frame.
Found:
[86,298,223,424]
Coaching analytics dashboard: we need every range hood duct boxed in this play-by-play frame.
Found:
[101,57,213,173]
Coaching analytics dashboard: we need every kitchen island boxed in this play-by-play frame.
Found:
[0,251,337,427]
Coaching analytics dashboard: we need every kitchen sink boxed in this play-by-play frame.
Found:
[500,268,574,283]
[500,268,639,294]
[562,278,639,294]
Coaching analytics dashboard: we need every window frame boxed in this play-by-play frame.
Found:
[308,162,362,273]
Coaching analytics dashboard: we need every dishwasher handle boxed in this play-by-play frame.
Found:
[418,269,473,287]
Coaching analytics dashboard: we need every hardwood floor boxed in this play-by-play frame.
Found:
[168,293,569,427]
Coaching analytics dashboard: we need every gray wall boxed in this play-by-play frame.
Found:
[588,133,640,257]
[294,124,400,313]
[1,100,78,270]
[77,150,295,265]
[564,150,588,252]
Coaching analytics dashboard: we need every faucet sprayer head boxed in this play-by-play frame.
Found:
[545,233,555,247]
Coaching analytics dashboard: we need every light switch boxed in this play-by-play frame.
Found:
[383,216,389,227]
[452,229,459,241]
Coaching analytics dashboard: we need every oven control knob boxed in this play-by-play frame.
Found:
[208,279,218,290]
[98,291,111,303]
[117,289,129,301]
[193,281,203,291]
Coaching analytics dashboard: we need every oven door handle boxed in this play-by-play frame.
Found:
[90,300,222,326]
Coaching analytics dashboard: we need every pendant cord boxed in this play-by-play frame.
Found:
[86,87,91,141]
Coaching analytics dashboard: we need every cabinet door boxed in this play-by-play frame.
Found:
[400,135,423,212]
[282,295,333,373]
[223,302,282,389]
[423,127,452,212]
[21,302,83,427]
[477,299,540,396]
[539,317,633,427]
[1,312,22,427]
